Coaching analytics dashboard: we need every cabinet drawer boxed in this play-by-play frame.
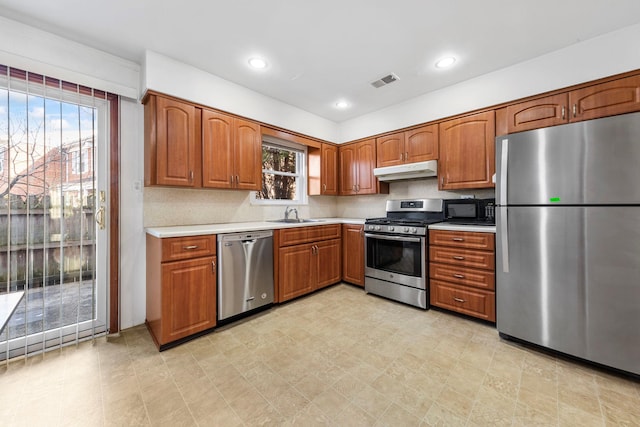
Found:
[429,230,495,250]
[429,246,495,270]
[429,263,495,290]
[278,224,341,247]
[430,279,495,322]
[161,235,217,262]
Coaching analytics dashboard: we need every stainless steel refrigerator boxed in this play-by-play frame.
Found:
[496,112,640,376]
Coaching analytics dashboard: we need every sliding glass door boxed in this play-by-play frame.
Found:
[0,67,109,360]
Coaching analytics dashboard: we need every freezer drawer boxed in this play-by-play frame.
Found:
[497,206,640,375]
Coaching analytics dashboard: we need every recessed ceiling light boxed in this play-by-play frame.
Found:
[248,57,268,69]
[335,100,350,109]
[435,56,456,69]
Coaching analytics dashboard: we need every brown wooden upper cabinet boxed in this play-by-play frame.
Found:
[339,139,388,196]
[376,124,439,168]
[500,74,640,134]
[144,94,202,187]
[202,109,262,190]
[439,110,495,190]
[321,143,338,195]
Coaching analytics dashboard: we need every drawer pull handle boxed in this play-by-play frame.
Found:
[453,256,465,260]
[453,297,466,303]
[453,274,465,279]
[452,238,464,242]
[212,260,216,274]
[183,245,199,250]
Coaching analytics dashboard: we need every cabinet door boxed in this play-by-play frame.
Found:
[315,239,341,289]
[202,109,234,189]
[405,124,439,163]
[355,139,377,194]
[234,118,262,190]
[160,256,216,344]
[342,225,364,286]
[570,74,640,122]
[338,144,357,195]
[505,93,569,133]
[376,133,404,167]
[155,96,199,187]
[439,111,495,190]
[279,244,314,302]
[321,144,338,195]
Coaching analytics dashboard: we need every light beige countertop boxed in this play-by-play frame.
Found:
[146,218,365,238]
[428,223,496,233]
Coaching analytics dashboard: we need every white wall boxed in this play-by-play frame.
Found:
[143,50,339,142]
[0,16,139,99]
[338,23,640,142]
[119,99,146,328]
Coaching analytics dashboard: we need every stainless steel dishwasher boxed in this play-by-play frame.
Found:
[217,230,274,322]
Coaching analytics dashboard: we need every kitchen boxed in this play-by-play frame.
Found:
[1,1,640,425]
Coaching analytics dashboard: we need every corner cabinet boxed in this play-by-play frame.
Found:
[438,110,495,190]
[342,224,364,287]
[308,143,338,196]
[202,109,262,190]
[275,224,342,302]
[339,139,389,196]
[144,94,201,187]
[429,230,496,322]
[376,124,438,168]
[146,234,217,350]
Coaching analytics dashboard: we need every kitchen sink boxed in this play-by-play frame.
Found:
[267,218,324,223]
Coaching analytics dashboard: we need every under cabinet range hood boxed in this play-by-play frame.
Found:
[373,160,438,181]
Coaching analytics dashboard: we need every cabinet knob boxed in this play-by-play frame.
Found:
[561,105,566,120]
[323,183,327,192]
[572,104,577,118]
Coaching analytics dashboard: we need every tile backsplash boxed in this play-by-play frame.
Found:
[144,178,495,227]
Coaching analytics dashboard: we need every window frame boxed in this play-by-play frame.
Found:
[250,137,308,206]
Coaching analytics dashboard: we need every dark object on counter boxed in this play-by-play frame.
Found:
[443,198,495,225]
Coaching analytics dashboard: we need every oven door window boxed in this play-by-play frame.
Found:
[366,235,423,277]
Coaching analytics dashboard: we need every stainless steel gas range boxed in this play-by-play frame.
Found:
[364,199,444,309]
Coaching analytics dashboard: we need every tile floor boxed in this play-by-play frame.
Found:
[1,283,639,426]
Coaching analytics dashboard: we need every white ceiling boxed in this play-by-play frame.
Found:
[1,1,639,122]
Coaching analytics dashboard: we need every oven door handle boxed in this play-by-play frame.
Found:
[364,233,422,243]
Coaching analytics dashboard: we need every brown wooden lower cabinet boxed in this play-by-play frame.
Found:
[276,224,342,303]
[429,230,496,322]
[342,224,365,286]
[430,279,495,322]
[146,234,217,350]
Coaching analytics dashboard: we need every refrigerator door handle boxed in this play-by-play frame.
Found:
[499,138,508,206]
[499,206,509,273]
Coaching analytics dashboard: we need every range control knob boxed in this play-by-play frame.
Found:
[410,227,417,234]
[375,225,381,231]
[389,226,394,231]
[403,227,409,232]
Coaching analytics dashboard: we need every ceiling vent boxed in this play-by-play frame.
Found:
[371,73,400,88]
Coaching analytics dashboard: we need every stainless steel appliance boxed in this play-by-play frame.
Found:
[217,230,274,322]
[496,112,640,376]
[364,199,444,309]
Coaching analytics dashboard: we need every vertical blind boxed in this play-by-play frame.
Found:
[0,65,109,361]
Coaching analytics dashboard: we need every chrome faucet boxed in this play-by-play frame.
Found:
[284,206,299,221]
